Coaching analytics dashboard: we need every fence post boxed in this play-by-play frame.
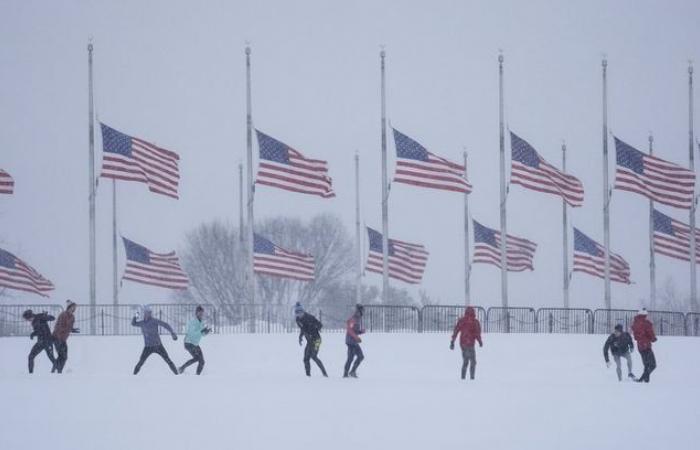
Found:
[548,313,553,333]
[101,309,104,336]
[417,307,423,333]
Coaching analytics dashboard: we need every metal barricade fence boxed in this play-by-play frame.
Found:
[214,303,295,334]
[0,304,64,337]
[686,313,700,337]
[421,305,487,333]
[593,309,637,333]
[73,304,142,336]
[536,308,593,334]
[647,311,686,336]
[364,305,420,333]
[486,307,537,333]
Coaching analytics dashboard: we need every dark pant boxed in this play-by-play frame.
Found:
[639,349,656,382]
[180,343,205,375]
[134,345,178,375]
[28,339,56,374]
[461,346,477,380]
[303,338,327,376]
[53,340,68,373]
[344,343,364,376]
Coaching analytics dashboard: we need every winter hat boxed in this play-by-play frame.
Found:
[22,309,34,320]
[66,299,76,310]
[614,324,624,332]
[195,305,204,314]
[638,308,648,316]
[355,304,365,316]
[293,302,304,316]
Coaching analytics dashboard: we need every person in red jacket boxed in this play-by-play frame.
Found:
[343,304,365,378]
[631,308,657,383]
[450,307,483,380]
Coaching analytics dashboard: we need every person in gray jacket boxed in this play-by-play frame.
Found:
[131,306,179,375]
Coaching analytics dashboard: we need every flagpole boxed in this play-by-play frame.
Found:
[648,133,656,309]
[380,48,390,303]
[112,180,118,334]
[689,62,697,313]
[245,45,255,306]
[562,142,570,311]
[464,150,471,306]
[239,162,244,243]
[88,41,97,335]
[602,57,612,311]
[498,52,509,327]
[355,153,362,305]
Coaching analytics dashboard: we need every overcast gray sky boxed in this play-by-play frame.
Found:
[1,0,699,309]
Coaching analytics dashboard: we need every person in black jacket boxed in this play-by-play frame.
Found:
[294,302,327,377]
[603,323,635,381]
[23,309,58,374]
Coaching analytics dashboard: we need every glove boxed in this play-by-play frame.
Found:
[72,328,80,333]
[449,341,455,350]
[202,327,211,335]
[606,361,611,368]
[299,339,303,347]
[479,342,483,348]
[356,337,362,343]
[172,334,178,341]
[30,334,35,340]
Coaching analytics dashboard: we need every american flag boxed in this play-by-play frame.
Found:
[122,238,189,289]
[614,137,695,210]
[653,209,700,263]
[0,169,14,195]
[255,130,334,198]
[253,234,315,281]
[392,129,472,193]
[573,228,630,284]
[100,123,181,199]
[472,220,537,272]
[0,248,54,296]
[365,227,429,284]
[510,132,584,207]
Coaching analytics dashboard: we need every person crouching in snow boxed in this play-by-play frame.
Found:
[450,307,483,380]
[631,308,657,383]
[52,300,80,374]
[23,309,58,374]
[294,302,328,377]
[179,305,211,375]
[131,306,179,375]
[603,324,635,381]
[343,304,365,378]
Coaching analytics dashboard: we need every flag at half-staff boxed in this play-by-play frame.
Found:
[653,209,700,262]
[100,123,181,199]
[510,132,583,207]
[0,248,54,296]
[255,130,335,198]
[614,137,695,209]
[253,234,315,281]
[472,220,537,271]
[122,238,189,289]
[0,169,14,195]
[392,129,472,193]
[573,228,630,284]
[365,227,428,284]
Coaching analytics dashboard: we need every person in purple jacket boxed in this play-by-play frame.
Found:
[131,306,179,375]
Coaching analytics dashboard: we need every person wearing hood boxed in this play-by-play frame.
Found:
[179,305,211,375]
[603,324,635,381]
[631,308,657,383]
[343,304,366,378]
[23,309,58,374]
[131,306,179,375]
[294,302,328,377]
[52,300,80,374]
[450,307,483,380]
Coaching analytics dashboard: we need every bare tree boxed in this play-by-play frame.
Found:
[657,276,690,312]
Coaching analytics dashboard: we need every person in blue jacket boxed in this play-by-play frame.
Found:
[179,305,211,375]
[131,306,179,375]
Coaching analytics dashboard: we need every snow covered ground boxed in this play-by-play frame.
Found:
[0,332,698,450]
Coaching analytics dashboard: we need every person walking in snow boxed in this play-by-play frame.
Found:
[294,302,328,377]
[343,304,366,378]
[22,309,58,374]
[52,300,80,374]
[631,308,657,383]
[450,306,483,380]
[131,306,179,375]
[179,305,211,375]
[603,323,635,381]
